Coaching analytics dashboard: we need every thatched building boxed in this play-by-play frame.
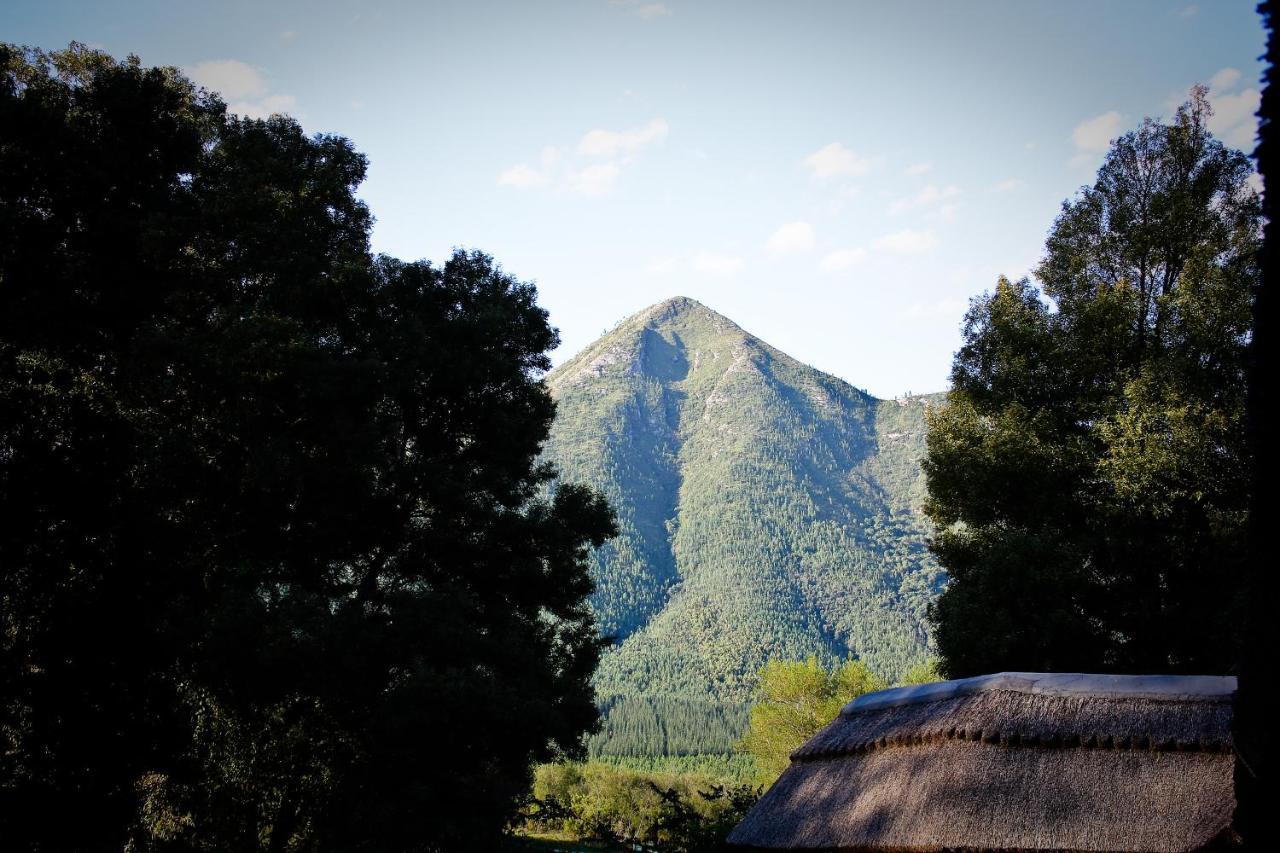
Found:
[728,672,1238,851]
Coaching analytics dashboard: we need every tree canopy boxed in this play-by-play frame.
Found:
[738,658,888,783]
[0,43,614,850]
[924,89,1259,677]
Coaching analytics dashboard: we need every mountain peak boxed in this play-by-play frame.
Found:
[550,297,750,392]
[650,295,705,313]
[636,295,735,330]
[542,293,942,706]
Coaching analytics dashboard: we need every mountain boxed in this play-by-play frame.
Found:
[542,297,944,752]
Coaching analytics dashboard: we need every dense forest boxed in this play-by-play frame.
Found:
[588,695,751,758]
[541,298,944,758]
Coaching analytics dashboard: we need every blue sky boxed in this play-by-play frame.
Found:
[2,0,1266,396]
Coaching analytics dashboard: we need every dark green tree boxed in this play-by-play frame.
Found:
[0,43,614,850]
[924,89,1260,678]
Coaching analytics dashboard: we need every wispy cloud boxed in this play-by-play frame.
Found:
[497,163,550,189]
[874,229,937,254]
[904,162,932,177]
[497,146,560,189]
[1208,89,1260,150]
[765,222,816,255]
[1070,110,1122,168]
[1178,4,1198,18]
[568,162,622,197]
[804,142,873,179]
[612,0,672,18]
[578,118,669,158]
[1072,110,1122,152]
[186,59,298,120]
[889,184,959,216]
[1210,67,1242,92]
[1203,69,1260,151]
[498,119,667,197]
[992,178,1025,192]
[819,248,868,273]
[187,59,264,99]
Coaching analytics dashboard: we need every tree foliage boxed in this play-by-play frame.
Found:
[738,658,887,784]
[588,695,752,758]
[924,89,1259,677]
[0,43,614,850]
[522,761,759,852]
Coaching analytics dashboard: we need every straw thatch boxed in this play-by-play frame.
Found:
[728,672,1238,852]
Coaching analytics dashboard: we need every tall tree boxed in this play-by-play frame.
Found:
[924,89,1260,677]
[0,43,614,850]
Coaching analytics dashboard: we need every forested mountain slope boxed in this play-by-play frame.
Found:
[544,297,943,733]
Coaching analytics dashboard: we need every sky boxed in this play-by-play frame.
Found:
[1,1,1267,397]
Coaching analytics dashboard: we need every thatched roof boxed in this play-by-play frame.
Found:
[728,672,1238,852]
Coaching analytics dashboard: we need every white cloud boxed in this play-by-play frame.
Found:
[818,248,868,272]
[905,162,932,177]
[1072,111,1123,152]
[804,142,872,179]
[1178,4,1198,17]
[1208,88,1261,150]
[499,122,665,197]
[187,59,299,120]
[992,178,1025,192]
[230,93,299,120]
[874,229,937,254]
[568,162,622,197]
[187,59,265,100]
[1210,67,1242,93]
[281,30,298,43]
[692,251,744,275]
[889,184,959,215]
[765,221,816,255]
[578,118,669,158]
[497,163,550,189]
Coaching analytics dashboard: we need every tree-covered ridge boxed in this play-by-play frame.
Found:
[543,297,944,710]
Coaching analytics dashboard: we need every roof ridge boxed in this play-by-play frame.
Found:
[843,672,1238,716]
[791,728,1235,762]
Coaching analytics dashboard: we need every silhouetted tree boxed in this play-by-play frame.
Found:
[1236,3,1276,848]
[924,90,1260,677]
[0,43,614,851]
